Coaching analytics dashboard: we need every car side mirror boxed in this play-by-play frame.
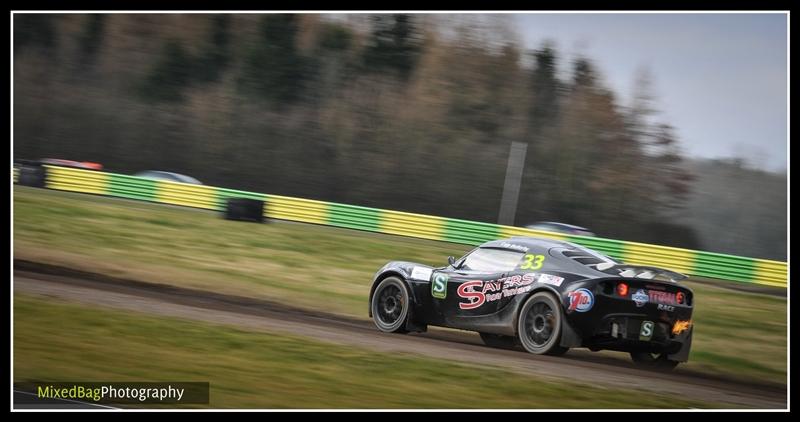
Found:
[448,256,456,267]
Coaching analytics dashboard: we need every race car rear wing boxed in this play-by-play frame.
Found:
[593,262,688,282]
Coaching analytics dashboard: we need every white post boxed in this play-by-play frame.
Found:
[498,141,527,226]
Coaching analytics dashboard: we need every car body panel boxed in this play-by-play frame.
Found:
[134,170,203,185]
[40,158,103,170]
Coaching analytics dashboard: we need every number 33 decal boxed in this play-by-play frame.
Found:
[520,254,545,270]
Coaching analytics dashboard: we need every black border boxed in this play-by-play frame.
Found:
[6,1,795,12]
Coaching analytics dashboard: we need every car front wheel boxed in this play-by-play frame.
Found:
[371,276,411,333]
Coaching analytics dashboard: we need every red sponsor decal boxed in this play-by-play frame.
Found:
[648,290,677,305]
[568,291,588,311]
[567,288,594,312]
[457,274,539,310]
[503,273,536,288]
[481,281,503,293]
[457,281,485,310]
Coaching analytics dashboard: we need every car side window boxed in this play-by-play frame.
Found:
[460,248,525,273]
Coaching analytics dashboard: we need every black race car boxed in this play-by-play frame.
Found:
[369,237,694,369]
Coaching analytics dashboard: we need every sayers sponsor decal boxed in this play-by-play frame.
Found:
[457,273,537,310]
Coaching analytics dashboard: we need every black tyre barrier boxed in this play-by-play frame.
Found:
[223,198,265,223]
[16,163,47,188]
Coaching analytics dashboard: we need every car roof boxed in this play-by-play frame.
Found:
[142,170,175,176]
[481,236,579,251]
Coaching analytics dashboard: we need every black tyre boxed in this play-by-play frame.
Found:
[17,164,46,188]
[479,332,519,350]
[517,292,569,356]
[223,198,265,223]
[630,352,680,370]
[371,277,411,333]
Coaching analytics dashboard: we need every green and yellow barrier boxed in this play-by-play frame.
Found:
[16,165,787,288]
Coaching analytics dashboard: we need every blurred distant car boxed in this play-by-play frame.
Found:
[40,158,103,170]
[134,170,203,185]
[525,222,595,237]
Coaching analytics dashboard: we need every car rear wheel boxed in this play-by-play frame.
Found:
[479,332,518,350]
[630,352,680,370]
[517,292,569,356]
[371,277,411,333]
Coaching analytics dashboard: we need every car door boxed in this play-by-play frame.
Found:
[430,248,524,328]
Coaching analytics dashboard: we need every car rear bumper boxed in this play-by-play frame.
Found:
[585,314,689,353]
[562,279,694,360]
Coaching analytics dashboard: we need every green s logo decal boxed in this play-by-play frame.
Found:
[431,273,448,299]
[639,321,654,341]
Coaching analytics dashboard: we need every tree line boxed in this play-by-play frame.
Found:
[17,13,773,255]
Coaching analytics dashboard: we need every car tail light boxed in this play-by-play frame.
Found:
[616,282,629,297]
[676,292,685,304]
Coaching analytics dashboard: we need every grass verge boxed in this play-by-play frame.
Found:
[13,187,787,385]
[14,294,725,409]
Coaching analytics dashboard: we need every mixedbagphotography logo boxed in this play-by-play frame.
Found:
[14,382,210,406]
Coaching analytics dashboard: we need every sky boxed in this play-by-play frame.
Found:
[513,13,788,172]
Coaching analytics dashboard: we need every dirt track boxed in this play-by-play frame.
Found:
[13,265,787,409]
